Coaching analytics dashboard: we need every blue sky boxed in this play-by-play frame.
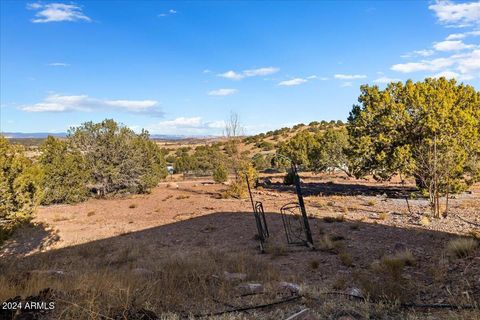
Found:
[1,1,479,135]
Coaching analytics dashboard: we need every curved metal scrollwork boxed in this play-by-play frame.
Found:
[280,202,307,245]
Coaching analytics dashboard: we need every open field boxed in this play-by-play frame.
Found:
[1,173,479,319]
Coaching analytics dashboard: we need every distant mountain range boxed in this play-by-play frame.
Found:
[1,132,217,140]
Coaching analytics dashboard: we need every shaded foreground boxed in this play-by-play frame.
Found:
[1,177,479,319]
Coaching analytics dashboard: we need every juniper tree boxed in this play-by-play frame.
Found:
[347,78,480,217]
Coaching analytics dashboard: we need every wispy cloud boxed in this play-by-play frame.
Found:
[432,70,473,80]
[391,57,455,72]
[217,67,279,80]
[48,62,69,67]
[27,2,91,23]
[429,0,480,27]
[334,74,367,80]
[278,78,307,86]
[208,88,238,96]
[401,49,435,58]
[21,94,163,116]
[158,9,177,17]
[391,50,480,79]
[433,40,475,51]
[145,117,225,134]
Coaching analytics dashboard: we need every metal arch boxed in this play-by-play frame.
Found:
[280,202,308,245]
[275,154,314,249]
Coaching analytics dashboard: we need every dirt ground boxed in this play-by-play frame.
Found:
[1,173,480,319]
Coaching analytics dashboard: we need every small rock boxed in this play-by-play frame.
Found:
[223,271,247,282]
[236,283,264,295]
[346,287,363,298]
[166,182,178,189]
[132,268,154,277]
[284,308,317,320]
[277,281,301,294]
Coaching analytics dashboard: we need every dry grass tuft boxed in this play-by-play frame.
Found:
[338,251,354,267]
[265,243,289,257]
[378,212,388,220]
[128,203,137,209]
[52,215,70,222]
[175,195,190,200]
[446,238,478,258]
[420,216,430,226]
[323,214,345,223]
[318,234,334,251]
[0,249,280,318]
[382,249,416,268]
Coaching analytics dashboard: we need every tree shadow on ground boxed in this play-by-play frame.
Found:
[1,211,478,310]
[0,222,58,258]
[263,181,417,198]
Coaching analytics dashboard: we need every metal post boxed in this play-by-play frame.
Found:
[291,163,314,248]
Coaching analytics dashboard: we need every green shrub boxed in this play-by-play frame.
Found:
[68,119,167,196]
[212,166,228,183]
[39,136,90,205]
[0,136,42,243]
[223,161,258,199]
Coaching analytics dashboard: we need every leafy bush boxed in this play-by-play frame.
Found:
[68,119,167,196]
[0,136,42,243]
[223,161,257,199]
[212,166,228,183]
[39,136,90,205]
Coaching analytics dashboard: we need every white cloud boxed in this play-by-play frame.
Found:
[429,0,480,27]
[307,75,318,79]
[218,70,244,80]
[146,117,225,134]
[334,74,367,80]
[401,49,435,58]
[27,2,91,23]
[434,70,474,80]
[208,88,238,96]
[433,40,475,51]
[340,82,353,87]
[392,49,479,80]
[21,94,163,116]
[48,62,69,67]
[278,78,307,86]
[243,67,279,77]
[217,67,279,80]
[446,33,466,40]
[455,48,480,74]
[415,49,435,56]
[446,30,480,40]
[158,9,177,17]
[373,76,401,84]
[391,57,455,72]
